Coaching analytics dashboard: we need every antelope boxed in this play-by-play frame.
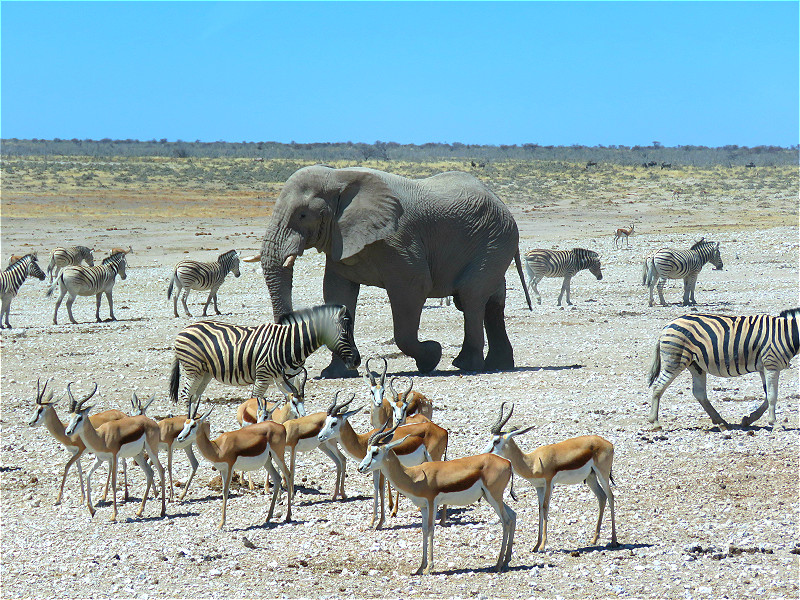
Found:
[131,392,200,503]
[176,396,292,529]
[363,359,432,428]
[388,376,433,426]
[268,389,348,501]
[317,393,448,529]
[358,420,516,575]
[613,223,634,248]
[484,403,618,551]
[28,379,130,505]
[236,368,308,427]
[64,383,166,521]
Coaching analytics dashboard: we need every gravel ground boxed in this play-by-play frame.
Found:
[1,201,798,599]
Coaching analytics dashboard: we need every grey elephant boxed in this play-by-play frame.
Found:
[255,165,531,378]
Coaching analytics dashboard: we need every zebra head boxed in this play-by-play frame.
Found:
[329,305,360,370]
[363,357,389,408]
[26,255,46,281]
[221,250,241,278]
[79,246,95,267]
[691,239,723,270]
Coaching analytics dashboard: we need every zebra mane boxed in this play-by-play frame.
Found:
[278,304,347,326]
[219,249,238,261]
[101,252,126,265]
[779,307,800,319]
[690,238,714,250]
[5,254,33,270]
[573,248,599,259]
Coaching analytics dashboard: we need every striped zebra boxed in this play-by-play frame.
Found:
[46,250,129,324]
[643,238,723,307]
[1,254,46,329]
[169,304,361,406]
[47,246,94,283]
[648,308,800,430]
[167,250,241,317]
[523,248,603,306]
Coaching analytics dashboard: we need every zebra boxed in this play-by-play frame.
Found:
[46,250,129,324]
[47,246,94,283]
[1,254,46,329]
[523,248,603,306]
[642,238,723,307]
[648,308,800,430]
[167,250,241,317]
[169,304,361,406]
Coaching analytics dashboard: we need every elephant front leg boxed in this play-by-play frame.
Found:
[387,288,442,373]
[321,268,362,378]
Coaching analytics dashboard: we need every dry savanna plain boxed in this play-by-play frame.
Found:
[1,157,798,599]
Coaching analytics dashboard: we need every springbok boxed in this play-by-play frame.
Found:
[613,224,634,248]
[317,392,448,529]
[64,383,166,521]
[363,359,432,428]
[28,379,130,505]
[484,403,618,551]
[176,396,292,529]
[236,368,308,428]
[358,420,516,575]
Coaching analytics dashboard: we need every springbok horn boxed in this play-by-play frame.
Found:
[281,369,299,398]
[364,358,378,386]
[327,390,343,416]
[367,417,393,447]
[295,367,308,395]
[36,378,41,402]
[241,253,262,263]
[282,255,297,269]
[391,376,413,403]
[80,383,98,407]
[131,391,140,414]
[375,419,402,447]
[67,382,76,412]
[491,402,513,435]
[379,357,388,388]
[142,393,156,414]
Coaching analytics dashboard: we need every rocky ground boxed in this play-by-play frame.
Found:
[1,181,798,599]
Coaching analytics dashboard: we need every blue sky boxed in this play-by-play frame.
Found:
[2,1,797,146]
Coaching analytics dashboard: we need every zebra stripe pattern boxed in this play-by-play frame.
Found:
[1,254,46,329]
[643,239,723,307]
[47,246,94,283]
[523,248,603,306]
[648,308,800,429]
[46,251,128,324]
[167,250,241,317]
[169,304,360,405]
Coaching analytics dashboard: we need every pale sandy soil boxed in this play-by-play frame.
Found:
[1,170,798,600]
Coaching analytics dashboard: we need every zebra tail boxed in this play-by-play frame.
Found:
[45,275,60,298]
[509,468,518,502]
[169,359,180,403]
[167,275,174,299]
[641,257,650,286]
[643,257,657,288]
[647,340,661,387]
[514,249,533,311]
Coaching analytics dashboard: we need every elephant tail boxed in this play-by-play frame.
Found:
[514,249,533,311]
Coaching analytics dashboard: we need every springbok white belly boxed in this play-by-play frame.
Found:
[294,436,320,454]
[397,445,429,467]
[231,449,271,472]
[435,480,484,507]
[528,459,594,488]
[117,438,146,460]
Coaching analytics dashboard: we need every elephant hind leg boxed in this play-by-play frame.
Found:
[484,281,514,371]
[452,289,488,372]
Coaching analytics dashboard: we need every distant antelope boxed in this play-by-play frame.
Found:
[672,190,681,201]
[585,161,598,169]
[660,163,671,169]
[613,224,635,248]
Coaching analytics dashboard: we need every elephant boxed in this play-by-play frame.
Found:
[255,165,532,378]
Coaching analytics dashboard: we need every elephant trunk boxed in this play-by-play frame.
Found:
[261,225,304,322]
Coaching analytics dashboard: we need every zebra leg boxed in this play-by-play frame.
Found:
[181,289,193,317]
[689,366,728,429]
[95,292,103,322]
[743,369,780,427]
[682,274,698,306]
[558,276,573,306]
[0,294,11,328]
[532,276,543,305]
[65,293,78,324]
[53,288,67,324]
[202,289,214,317]
[106,290,116,321]
[656,278,668,306]
[649,361,685,430]
[212,288,221,315]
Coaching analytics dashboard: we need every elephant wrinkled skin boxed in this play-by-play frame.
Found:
[260,165,531,378]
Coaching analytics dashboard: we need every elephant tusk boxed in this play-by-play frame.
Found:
[241,253,262,263]
[283,255,297,269]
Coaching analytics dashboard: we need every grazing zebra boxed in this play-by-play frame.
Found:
[47,246,94,283]
[648,308,800,430]
[643,238,723,307]
[46,250,129,324]
[523,248,603,306]
[167,250,241,317]
[1,254,46,329]
[169,304,361,406]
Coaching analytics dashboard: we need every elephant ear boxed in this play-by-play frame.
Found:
[331,170,403,261]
